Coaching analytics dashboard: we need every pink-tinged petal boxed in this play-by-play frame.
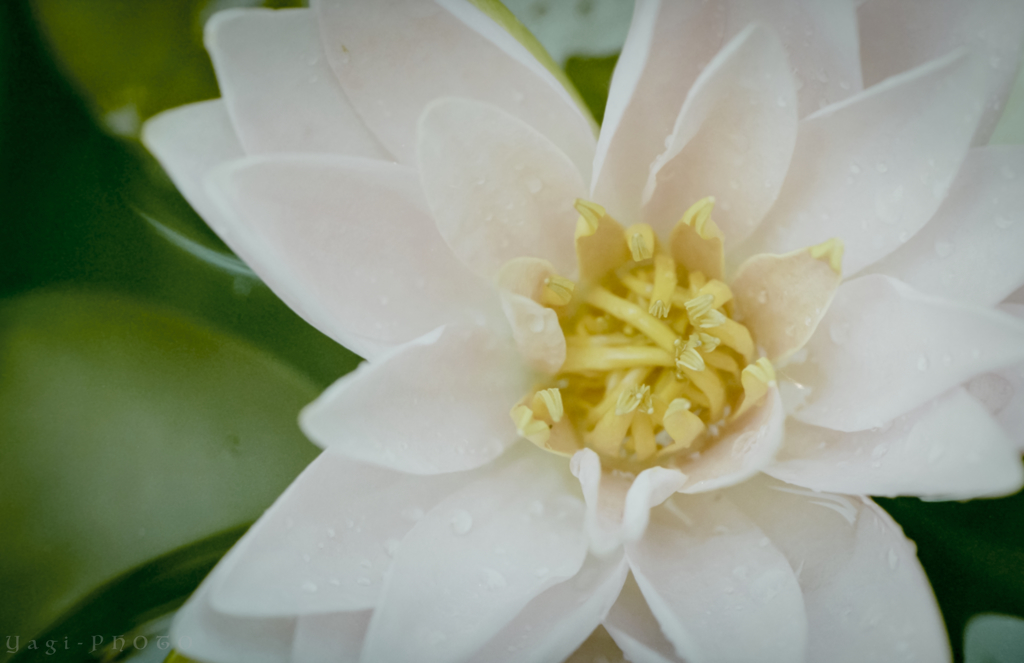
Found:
[594,0,861,225]
[291,611,372,663]
[418,98,586,279]
[603,575,686,663]
[208,449,478,616]
[495,257,567,374]
[742,50,987,276]
[142,100,243,236]
[570,449,686,556]
[788,275,1024,431]
[858,0,1024,145]
[868,146,1024,307]
[313,0,595,176]
[173,557,294,663]
[727,475,951,663]
[205,155,494,360]
[642,24,798,244]
[204,9,388,159]
[677,387,786,493]
[968,304,1024,452]
[360,449,587,663]
[470,553,629,663]
[768,388,1023,499]
[732,244,842,362]
[300,324,531,474]
[626,492,807,663]
[498,292,565,374]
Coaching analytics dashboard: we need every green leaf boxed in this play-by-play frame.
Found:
[0,290,323,646]
[564,53,619,125]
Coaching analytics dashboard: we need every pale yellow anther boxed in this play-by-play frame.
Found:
[648,253,677,318]
[540,274,576,307]
[617,384,652,416]
[674,334,705,372]
[697,333,721,353]
[625,224,655,261]
[734,358,777,420]
[682,197,717,238]
[808,238,845,274]
[573,199,606,234]
[684,293,726,329]
[531,388,563,423]
[511,404,551,447]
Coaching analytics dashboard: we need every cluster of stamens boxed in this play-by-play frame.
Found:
[511,198,775,472]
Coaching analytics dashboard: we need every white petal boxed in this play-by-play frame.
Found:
[204,9,388,158]
[291,611,372,663]
[642,24,798,244]
[418,98,586,279]
[300,324,531,474]
[570,449,686,556]
[469,553,629,663]
[209,449,478,615]
[141,100,243,236]
[964,614,1024,663]
[626,492,807,663]
[205,155,494,360]
[858,0,1024,145]
[593,0,861,225]
[603,574,686,663]
[867,146,1024,307]
[789,275,1024,431]
[727,475,951,663]
[768,387,1023,499]
[313,0,594,175]
[741,49,987,275]
[677,386,786,493]
[360,449,587,663]
[173,556,294,663]
[967,307,1024,452]
[499,291,565,375]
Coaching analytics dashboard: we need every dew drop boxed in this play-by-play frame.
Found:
[757,290,768,304]
[402,507,424,522]
[356,577,371,586]
[990,55,1003,69]
[450,509,473,535]
[484,568,507,589]
[385,538,401,557]
[534,566,550,577]
[302,581,318,593]
[933,240,954,258]
[927,445,945,464]
[876,162,889,174]
[994,214,1014,229]
[829,321,850,345]
[887,548,899,570]
[871,444,888,460]
[529,314,546,334]
[916,355,929,371]
[849,162,861,175]
[528,500,546,517]
[1002,166,1016,180]
[526,177,543,194]
[776,95,787,107]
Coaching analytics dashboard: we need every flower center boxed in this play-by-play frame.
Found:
[510,198,775,472]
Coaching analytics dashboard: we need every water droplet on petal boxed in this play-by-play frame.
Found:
[994,215,1014,229]
[529,315,546,334]
[483,568,507,590]
[829,321,850,345]
[917,355,929,371]
[450,509,473,535]
[385,538,401,557]
[302,581,318,593]
[526,177,543,194]
[876,162,889,174]
[887,548,899,570]
[534,566,550,577]
[933,240,953,258]
[927,445,945,464]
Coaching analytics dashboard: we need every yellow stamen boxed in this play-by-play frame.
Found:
[562,346,674,373]
[734,358,776,419]
[660,398,706,454]
[531,388,563,423]
[674,334,705,372]
[704,318,755,361]
[625,223,655,261]
[631,411,657,461]
[540,275,576,307]
[648,253,677,318]
[585,286,679,354]
[511,404,550,447]
[809,238,845,274]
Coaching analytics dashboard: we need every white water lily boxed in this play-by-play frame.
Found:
[144,1,1024,662]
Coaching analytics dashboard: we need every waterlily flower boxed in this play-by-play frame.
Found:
[143,1,1024,661]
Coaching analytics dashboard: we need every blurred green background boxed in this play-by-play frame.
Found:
[0,0,1022,661]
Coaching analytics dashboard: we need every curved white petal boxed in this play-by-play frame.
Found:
[626,492,807,663]
[418,98,586,279]
[742,49,987,275]
[301,324,531,474]
[868,146,1024,307]
[205,155,494,360]
[969,306,1024,452]
[570,449,686,556]
[788,275,1024,431]
[642,24,797,243]
[677,387,786,494]
[208,449,478,616]
[313,0,594,175]
[594,0,861,225]
[603,575,686,663]
[173,553,294,663]
[768,387,1023,499]
[204,9,388,159]
[360,449,587,663]
[727,475,951,663]
[858,0,1024,145]
[499,292,565,375]
[291,611,372,663]
[142,100,243,236]
[469,553,629,663]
